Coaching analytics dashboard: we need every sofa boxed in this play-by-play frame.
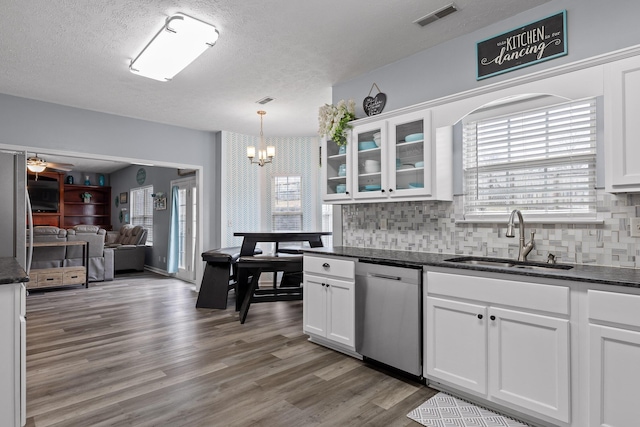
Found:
[105,225,148,272]
[30,225,114,282]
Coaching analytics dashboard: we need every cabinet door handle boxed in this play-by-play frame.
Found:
[326,284,330,288]
[477,314,483,319]
[389,188,393,192]
[381,189,385,193]
[346,191,350,195]
[321,283,326,287]
[322,263,330,268]
[490,315,496,321]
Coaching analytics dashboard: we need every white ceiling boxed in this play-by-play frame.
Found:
[4,0,549,171]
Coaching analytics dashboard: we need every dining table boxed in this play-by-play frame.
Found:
[196,231,331,311]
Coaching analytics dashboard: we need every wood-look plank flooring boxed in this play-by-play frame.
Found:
[25,272,436,426]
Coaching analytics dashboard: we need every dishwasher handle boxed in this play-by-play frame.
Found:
[367,273,402,281]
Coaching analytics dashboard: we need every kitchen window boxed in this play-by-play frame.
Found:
[130,185,153,245]
[272,175,302,231]
[462,98,597,221]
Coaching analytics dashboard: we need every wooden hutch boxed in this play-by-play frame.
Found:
[28,171,112,230]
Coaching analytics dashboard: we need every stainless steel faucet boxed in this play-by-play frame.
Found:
[506,209,535,261]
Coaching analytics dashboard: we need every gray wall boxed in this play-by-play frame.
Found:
[0,93,221,282]
[333,0,640,115]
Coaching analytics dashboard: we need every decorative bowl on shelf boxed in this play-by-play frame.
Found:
[405,133,424,142]
[363,184,381,191]
[415,161,425,168]
[364,159,380,173]
[409,182,424,189]
[373,132,381,147]
[336,184,346,193]
[358,141,377,151]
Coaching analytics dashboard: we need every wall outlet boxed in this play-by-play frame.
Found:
[631,218,640,237]
[380,218,387,230]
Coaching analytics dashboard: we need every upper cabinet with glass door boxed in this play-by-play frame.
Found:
[321,137,352,202]
[324,108,451,204]
[387,110,433,199]
[351,121,386,200]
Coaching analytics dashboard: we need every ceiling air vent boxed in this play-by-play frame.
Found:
[414,3,458,27]
[256,96,275,105]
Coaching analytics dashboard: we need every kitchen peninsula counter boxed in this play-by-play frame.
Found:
[303,246,640,289]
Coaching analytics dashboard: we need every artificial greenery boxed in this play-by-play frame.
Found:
[318,99,356,146]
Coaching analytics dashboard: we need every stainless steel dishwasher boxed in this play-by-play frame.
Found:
[355,260,422,376]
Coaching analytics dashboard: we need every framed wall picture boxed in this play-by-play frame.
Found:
[119,192,128,204]
[154,197,167,210]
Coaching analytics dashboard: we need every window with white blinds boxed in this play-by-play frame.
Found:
[272,176,302,231]
[462,98,597,221]
[130,185,153,245]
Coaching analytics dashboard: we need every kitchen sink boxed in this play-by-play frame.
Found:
[444,256,573,270]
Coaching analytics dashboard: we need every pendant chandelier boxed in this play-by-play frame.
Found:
[247,110,275,166]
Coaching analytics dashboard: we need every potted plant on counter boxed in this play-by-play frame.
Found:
[318,99,356,147]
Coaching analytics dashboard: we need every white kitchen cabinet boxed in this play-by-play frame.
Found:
[604,54,640,192]
[426,296,487,394]
[303,255,357,355]
[0,282,26,427]
[321,137,353,202]
[322,108,452,203]
[425,270,571,425]
[588,290,640,427]
[488,307,570,422]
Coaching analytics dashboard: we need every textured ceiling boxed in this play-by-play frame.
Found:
[0,0,550,141]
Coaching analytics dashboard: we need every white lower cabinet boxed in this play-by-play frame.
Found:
[303,255,356,354]
[588,290,640,427]
[425,270,571,425]
[426,297,487,394]
[0,282,26,427]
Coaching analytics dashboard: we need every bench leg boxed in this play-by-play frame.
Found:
[196,262,231,309]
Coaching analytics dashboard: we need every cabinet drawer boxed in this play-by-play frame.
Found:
[63,268,85,285]
[426,271,569,315]
[589,290,640,328]
[37,270,63,287]
[304,255,354,280]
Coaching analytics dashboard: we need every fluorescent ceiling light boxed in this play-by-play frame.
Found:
[130,13,219,82]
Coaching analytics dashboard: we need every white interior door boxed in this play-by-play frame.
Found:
[173,177,197,282]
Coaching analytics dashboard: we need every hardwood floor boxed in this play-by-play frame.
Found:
[25,272,436,426]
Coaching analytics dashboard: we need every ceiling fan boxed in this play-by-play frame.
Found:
[27,154,74,178]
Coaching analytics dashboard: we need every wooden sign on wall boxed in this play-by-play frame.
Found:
[476,10,567,80]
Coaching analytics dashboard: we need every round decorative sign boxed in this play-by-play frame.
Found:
[136,168,146,185]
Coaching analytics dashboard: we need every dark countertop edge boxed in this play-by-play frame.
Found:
[303,247,640,289]
[0,257,29,285]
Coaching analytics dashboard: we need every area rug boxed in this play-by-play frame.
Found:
[407,392,530,426]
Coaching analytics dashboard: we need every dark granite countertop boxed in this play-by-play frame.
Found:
[303,246,640,289]
[0,257,29,285]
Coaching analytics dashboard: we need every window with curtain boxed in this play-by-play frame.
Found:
[462,98,597,221]
[272,175,302,231]
[130,185,154,245]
